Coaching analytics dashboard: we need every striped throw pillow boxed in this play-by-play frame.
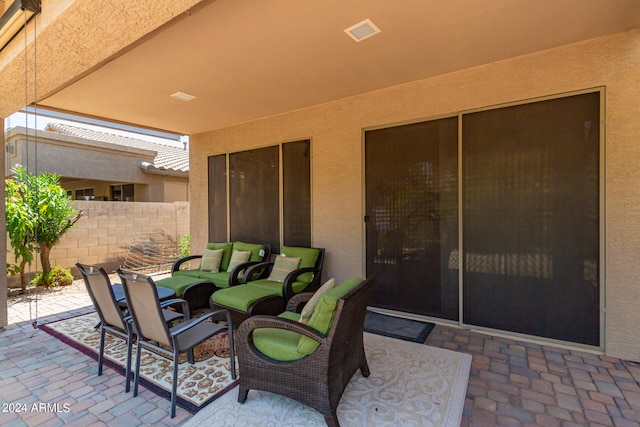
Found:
[267,255,301,283]
[227,250,251,271]
[200,248,224,273]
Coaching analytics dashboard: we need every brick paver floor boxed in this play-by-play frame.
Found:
[427,326,640,427]
[2,290,640,426]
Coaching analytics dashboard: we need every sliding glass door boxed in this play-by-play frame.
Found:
[365,118,459,319]
[365,90,601,346]
[462,92,600,346]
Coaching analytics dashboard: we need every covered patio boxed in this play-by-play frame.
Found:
[3,0,640,425]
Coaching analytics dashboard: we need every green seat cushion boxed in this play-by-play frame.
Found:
[232,241,266,262]
[280,246,320,283]
[196,271,231,288]
[155,275,204,297]
[206,242,233,271]
[253,329,305,362]
[174,270,232,288]
[211,285,280,312]
[247,279,308,294]
[297,277,364,355]
[253,310,305,361]
[279,311,301,322]
[174,270,206,280]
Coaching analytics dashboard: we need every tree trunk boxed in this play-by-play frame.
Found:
[19,261,27,292]
[39,243,51,277]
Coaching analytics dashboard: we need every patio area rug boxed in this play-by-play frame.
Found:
[183,332,472,427]
[38,312,237,414]
[364,310,436,343]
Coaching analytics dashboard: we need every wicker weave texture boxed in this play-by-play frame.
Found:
[236,276,374,427]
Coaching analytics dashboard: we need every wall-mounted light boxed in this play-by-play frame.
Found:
[0,0,41,52]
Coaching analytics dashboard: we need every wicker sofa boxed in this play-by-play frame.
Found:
[155,241,271,311]
[210,246,325,325]
[235,276,374,427]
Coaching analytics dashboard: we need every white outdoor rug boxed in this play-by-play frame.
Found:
[183,332,472,427]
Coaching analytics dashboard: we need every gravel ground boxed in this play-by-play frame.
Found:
[6,270,170,304]
[7,276,96,304]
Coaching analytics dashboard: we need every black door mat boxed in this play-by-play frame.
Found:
[364,310,435,343]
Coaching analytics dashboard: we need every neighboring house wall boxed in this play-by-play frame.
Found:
[4,127,189,202]
[189,29,640,361]
[6,201,190,288]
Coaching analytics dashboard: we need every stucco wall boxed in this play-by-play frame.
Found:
[0,0,204,119]
[1,117,6,328]
[190,29,640,361]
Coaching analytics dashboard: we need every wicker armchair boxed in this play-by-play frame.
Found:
[235,276,374,427]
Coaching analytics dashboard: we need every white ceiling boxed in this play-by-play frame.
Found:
[39,0,640,135]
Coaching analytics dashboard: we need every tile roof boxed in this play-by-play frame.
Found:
[45,123,189,174]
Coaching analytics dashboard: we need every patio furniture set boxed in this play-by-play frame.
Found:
[76,242,374,427]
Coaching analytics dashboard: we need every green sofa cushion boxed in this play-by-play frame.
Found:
[247,279,308,295]
[170,242,268,294]
[232,241,266,262]
[297,277,364,355]
[173,270,231,289]
[173,270,205,280]
[155,275,204,297]
[300,278,335,324]
[280,246,320,283]
[206,242,233,271]
[211,285,279,312]
[196,271,231,289]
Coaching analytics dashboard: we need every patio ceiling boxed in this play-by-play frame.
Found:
[37,0,640,135]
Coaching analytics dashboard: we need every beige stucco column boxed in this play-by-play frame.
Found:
[1,116,7,329]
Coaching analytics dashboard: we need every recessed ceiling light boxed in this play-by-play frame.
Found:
[170,91,196,102]
[344,19,381,42]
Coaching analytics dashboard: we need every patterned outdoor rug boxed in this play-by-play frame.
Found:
[38,312,237,414]
[183,333,472,427]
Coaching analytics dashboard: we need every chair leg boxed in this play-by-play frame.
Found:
[226,311,237,379]
[125,329,133,393]
[171,348,180,418]
[360,359,370,378]
[324,412,340,427]
[98,328,106,376]
[238,386,248,403]
[133,342,142,397]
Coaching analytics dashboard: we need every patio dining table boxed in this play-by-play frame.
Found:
[111,283,176,308]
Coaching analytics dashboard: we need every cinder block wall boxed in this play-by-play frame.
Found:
[6,201,190,287]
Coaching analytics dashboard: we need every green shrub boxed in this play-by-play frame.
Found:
[30,265,74,288]
[179,233,190,257]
